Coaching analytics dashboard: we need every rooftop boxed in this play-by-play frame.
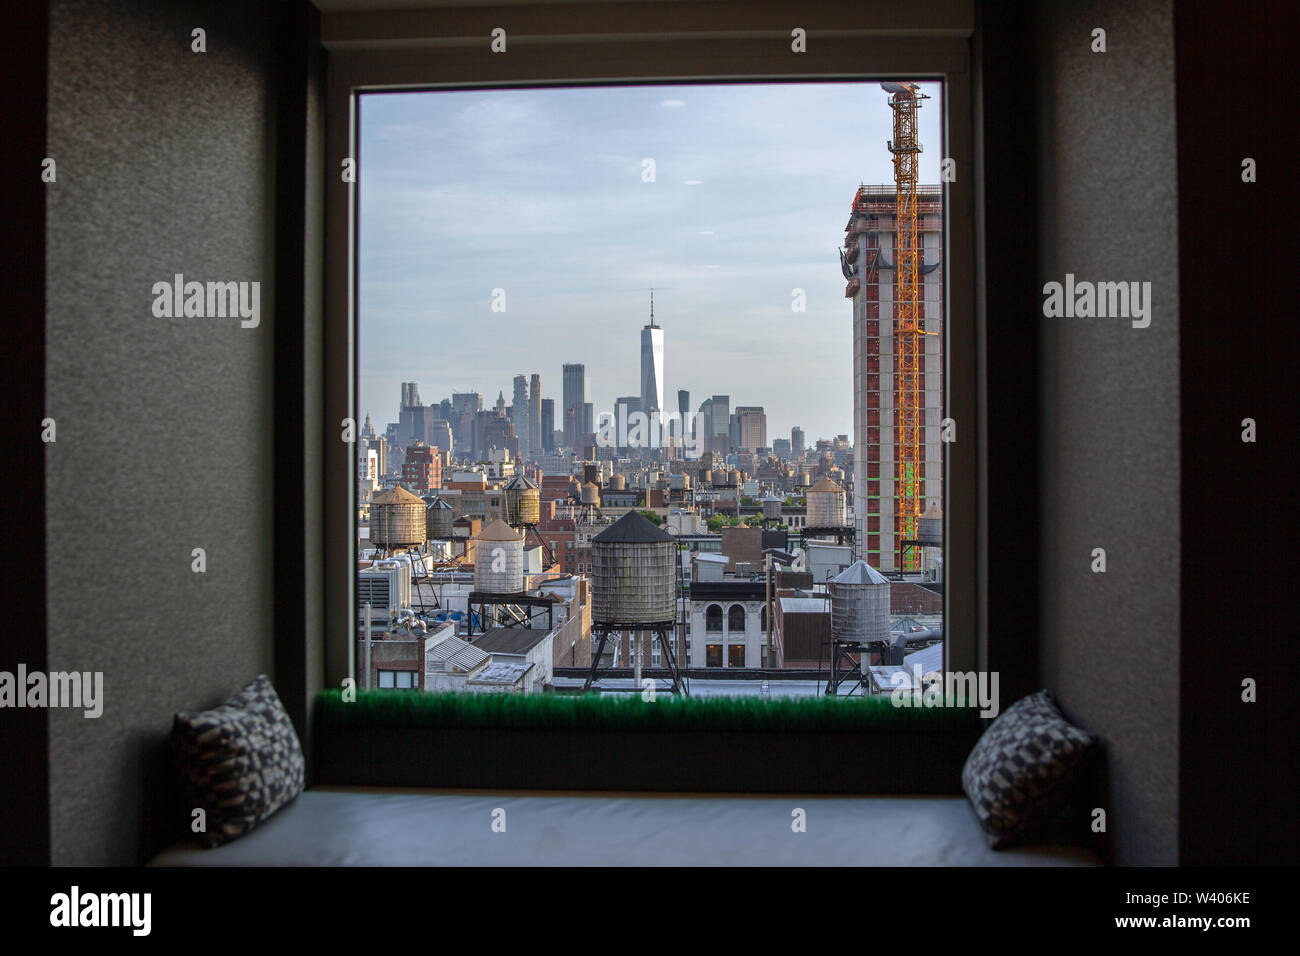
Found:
[780,597,831,615]
[426,635,490,673]
[468,661,534,686]
[472,627,552,655]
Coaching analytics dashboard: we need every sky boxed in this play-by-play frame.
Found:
[357,80,942,446]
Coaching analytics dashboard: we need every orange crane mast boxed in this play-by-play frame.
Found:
[882,81,931,572]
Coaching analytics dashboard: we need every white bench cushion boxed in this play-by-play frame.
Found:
[151,786,1101,866]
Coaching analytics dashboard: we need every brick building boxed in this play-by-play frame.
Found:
[401,442,441,492]
[841,184,944,571]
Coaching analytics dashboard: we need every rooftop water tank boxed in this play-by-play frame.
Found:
[370,485,427,549]
[503,473,540,527]
[829,560,890,646]
[917,500,943,546]
[806,475,847,527]
[472,519,525,594]
[591,511,676,626]
[425,497,456,539]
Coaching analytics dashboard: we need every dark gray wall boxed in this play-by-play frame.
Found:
[304,8,329,771]
[1032,0,1180,865]
[45,0,281,865]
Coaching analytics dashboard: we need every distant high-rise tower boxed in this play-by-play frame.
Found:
[733,406,767,452]
[563,406,578,448]
[562,363,588,447]
[512,375,530,452]
[495,390,506,416]
[841,181,944,571]
[540,398,555,451]
[640,291,664,420]
[698,395,730,454]
[400,404,435,445]
[400,382,421,409]
[528,373,542,457]
[451,392,482,455]
[615,396,642,452]
[791,426,806,458]
[676,389,692,452]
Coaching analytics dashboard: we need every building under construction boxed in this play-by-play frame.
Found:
[838,82,943,573]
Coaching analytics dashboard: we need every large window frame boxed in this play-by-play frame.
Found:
[322,0,979,690]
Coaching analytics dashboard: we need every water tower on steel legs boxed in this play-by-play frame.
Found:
[822,559,891,696]
[503,473,556,567]
[369,485,427,556]
[583,510,687,696]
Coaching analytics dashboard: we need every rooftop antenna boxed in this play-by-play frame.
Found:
[649,287,657,327]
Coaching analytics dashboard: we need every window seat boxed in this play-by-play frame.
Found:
[149,786,1102,866]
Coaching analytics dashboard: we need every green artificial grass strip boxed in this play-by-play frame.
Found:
[315,688,983,735]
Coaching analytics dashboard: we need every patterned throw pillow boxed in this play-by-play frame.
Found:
[171,674,305,848]
[961,689,1099,849]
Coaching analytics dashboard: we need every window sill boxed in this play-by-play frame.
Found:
[313,691,981,794]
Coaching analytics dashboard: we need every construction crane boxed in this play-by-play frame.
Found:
[881,81,931,573]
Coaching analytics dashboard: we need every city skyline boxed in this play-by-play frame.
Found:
[357,80,942,443]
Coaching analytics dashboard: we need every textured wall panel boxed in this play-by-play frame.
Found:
[1032,0,1180,864]
[46,0,278,865]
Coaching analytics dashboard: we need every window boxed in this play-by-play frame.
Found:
[706,644,722,668]
[377,670,417,690]
[326,5,977,695]
[727,605,746,634]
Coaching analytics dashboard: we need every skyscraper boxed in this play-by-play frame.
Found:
[399,404,435,445]
[733,406,767,452]
[451,392,482,453]
[698,395,730,454]
[400,382,421,409]
[615,396,641,452]
[563,406,578,448]
[640,292,664,419]
[512,374,530,453]
[529,373,542,457]
[791,426,806,458]
[562,363,588,447]
[540,398,555,451]
[841,183,944,571]
[676,389,693,454]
